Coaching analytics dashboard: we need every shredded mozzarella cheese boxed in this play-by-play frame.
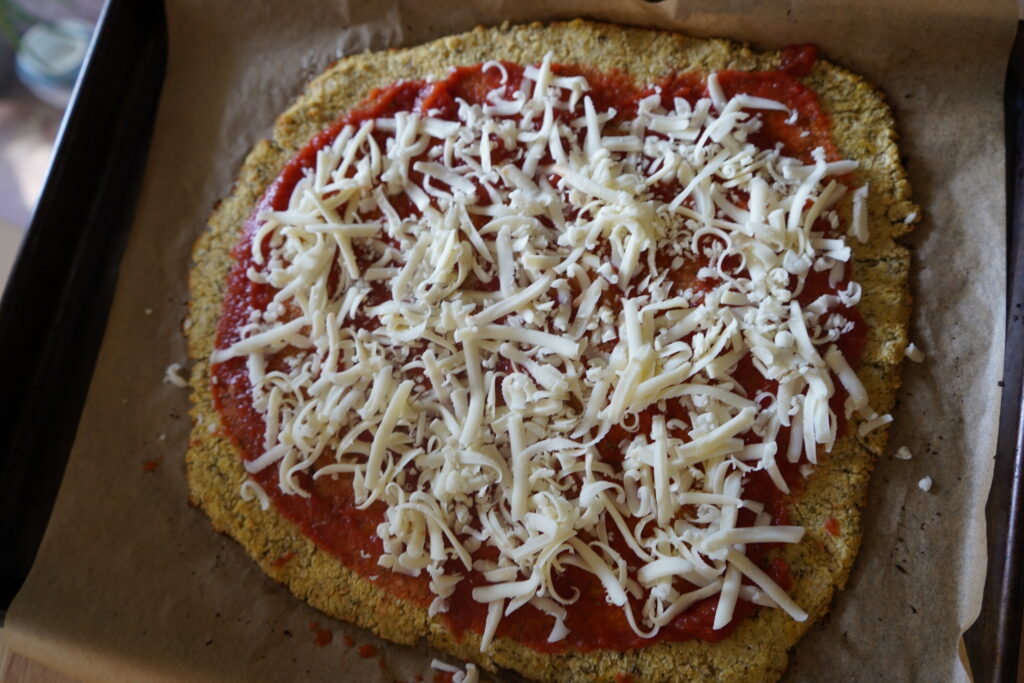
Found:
[905,342,926,363]
[213,55,877,648]
[164,362,189,388]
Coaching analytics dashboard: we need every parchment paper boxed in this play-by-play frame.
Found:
[2,0,1015,680]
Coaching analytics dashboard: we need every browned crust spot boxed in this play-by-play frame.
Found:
[185,19,916,683]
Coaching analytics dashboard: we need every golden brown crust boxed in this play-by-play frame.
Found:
[185,20,916,682]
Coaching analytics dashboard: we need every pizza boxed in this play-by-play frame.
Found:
[186,20,917,682]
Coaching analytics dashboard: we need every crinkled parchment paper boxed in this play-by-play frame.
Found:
[2,0,1016,680]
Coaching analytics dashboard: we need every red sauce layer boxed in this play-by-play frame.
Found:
[212,52,867,653]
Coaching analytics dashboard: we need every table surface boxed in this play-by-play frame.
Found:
[0,633,76,683]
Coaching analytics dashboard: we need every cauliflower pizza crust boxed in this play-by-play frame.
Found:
[186,20,916,683]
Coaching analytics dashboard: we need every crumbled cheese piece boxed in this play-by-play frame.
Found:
[858,412,893,436]
[213,56,877,648]
[905,342,926,363]
[850,184,869,243]
[918,476,933,492]
[431,659,480,683]
[164,362,188,388]
[239,479,271,510]
[894,446,913,460]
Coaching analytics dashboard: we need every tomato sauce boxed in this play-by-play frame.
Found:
[825,517,841,537]
[779,44,820,78]
[212,49,866,653]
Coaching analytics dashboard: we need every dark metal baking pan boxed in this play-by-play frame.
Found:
[0,0,167,619]
[961,19,1024,683]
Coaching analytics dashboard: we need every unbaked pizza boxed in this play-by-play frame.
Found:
[186,20,917,682]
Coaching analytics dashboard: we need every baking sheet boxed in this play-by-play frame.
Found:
[2,0,1015,680]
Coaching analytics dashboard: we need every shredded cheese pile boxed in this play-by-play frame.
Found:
[213,54,887,650]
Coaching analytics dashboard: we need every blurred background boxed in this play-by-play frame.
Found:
[0,0,102,293]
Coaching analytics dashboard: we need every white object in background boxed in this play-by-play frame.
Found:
[15,19,93,108]
[0,219,23,293]
[0,106,58,229]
